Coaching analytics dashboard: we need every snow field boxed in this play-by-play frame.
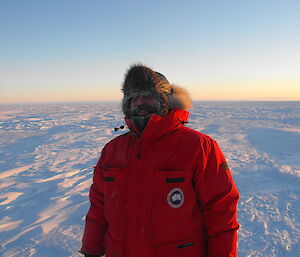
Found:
[0,101,299,257]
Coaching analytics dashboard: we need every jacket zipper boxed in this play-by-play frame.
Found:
[137,141,141,159]
[123,133,141,254]
[133,131,142,160]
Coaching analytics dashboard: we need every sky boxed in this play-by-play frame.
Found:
[0,0,299,103]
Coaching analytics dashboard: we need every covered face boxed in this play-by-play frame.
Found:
[128,95,159,132]
[130,95,158,116]
[122,64,192,131]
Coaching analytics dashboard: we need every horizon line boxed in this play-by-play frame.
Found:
[1,99,300,105]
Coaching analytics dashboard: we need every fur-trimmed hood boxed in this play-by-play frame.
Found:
[122,64,192,118]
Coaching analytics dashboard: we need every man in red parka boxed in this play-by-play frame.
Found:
[80,64,240,257]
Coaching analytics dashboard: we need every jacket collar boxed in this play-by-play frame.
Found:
[125,110,189,141]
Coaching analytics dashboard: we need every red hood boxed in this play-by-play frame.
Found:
[125,110,189,141]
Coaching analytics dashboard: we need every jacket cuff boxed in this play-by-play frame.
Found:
[79,250,102,257]
[207,227,239,257]
[79,245,104,256]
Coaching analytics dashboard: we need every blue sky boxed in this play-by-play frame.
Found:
[1,0,299,103]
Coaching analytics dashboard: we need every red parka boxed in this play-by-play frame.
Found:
[81,110,240,257]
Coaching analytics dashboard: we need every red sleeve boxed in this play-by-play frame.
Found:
[194,138,240,257]
[81,148,107,256]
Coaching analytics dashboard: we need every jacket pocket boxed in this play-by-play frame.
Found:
[100,166,127,241]
[154,169,204,244]
[156,235,207,257]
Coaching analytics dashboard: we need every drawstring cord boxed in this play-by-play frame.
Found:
[178,119,188,126]
[114,125,125,131]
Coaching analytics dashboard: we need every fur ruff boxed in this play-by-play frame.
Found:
[122,64,192,117]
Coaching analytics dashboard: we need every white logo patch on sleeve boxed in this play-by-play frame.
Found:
[167,188,184,208]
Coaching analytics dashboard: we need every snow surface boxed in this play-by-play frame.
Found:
[0,101,299,257]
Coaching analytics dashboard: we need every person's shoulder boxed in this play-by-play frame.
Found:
[178,126,220,154]
[104,131,132,149]
[179,126,212,143]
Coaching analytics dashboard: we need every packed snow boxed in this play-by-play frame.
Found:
[0,101,299,257]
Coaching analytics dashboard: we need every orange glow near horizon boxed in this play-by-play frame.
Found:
[1,80,299,103]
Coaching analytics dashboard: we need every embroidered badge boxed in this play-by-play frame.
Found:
[167,188,184,208]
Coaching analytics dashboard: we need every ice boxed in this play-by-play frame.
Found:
[0,101,299,257]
